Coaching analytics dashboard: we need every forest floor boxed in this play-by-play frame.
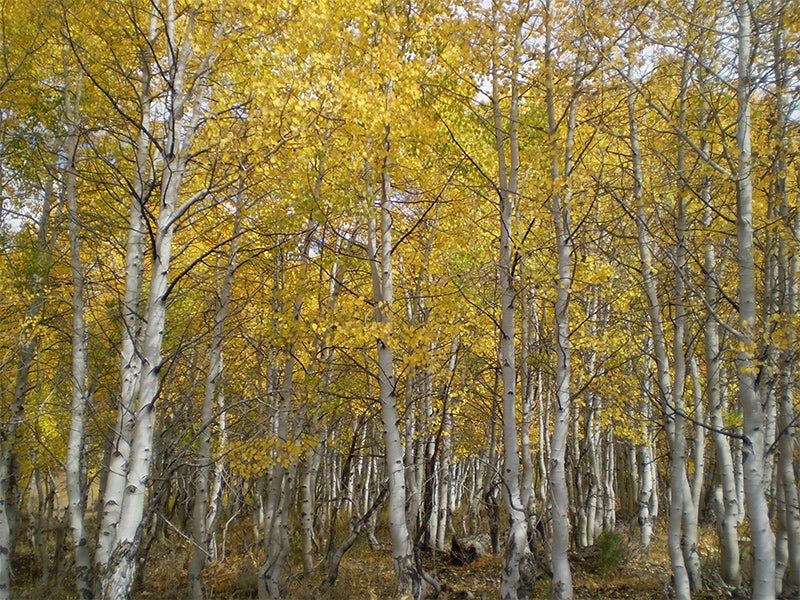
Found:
[149,524,735,599]
[15,522,739,599]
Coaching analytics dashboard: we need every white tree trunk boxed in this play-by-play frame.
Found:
[704,196,741,589]
[545,3,576,589]
[628,73,691,600]
[94,9,156,576]
[772,8,800,594]
[63,66,92,600]
[367,116,424,597]
[491,8,534,597]
[99,5,218,597]
[734,0,776,595]
[188,202,241,599]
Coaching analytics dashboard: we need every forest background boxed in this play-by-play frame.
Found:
[0,0,798,598]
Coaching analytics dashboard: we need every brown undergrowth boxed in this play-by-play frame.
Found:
[13,523,741,599]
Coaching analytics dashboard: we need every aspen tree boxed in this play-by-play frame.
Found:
[627,49,692,599]
[97,2,221,596]
[734,0,776,594]
[62,57,92,600]
[770,0,800,592]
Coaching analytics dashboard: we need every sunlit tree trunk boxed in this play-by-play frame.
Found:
[672,33,702,591]
[545,0,576,592]
[99,4,219,597]
[94,9,156,579]
[702,168,741,588]
[491,5,534,597]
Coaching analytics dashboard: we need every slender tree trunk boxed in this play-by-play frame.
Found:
[94,10,156,578]
[674,39,702,591]
[99,6,218,597]
[689,356,706,519]
[258,358,294,600]
[772,6,800,594]
[63,63,93,600]
[367,104,425,597]
[491,6,534,597]
[734,0,776,595]
[0,178,54,600]
[628,70,691,600]
[702,163,741,590]
[545,5,577,591]
[188,201,242,600]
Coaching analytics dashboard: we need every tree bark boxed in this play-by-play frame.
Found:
[734,0,776,594]
[545,3,577,591]
[99,5,219,597]
[491,5,535,597]
[628,67,691,600]
[63,61,93,600]
[94,8,156,577]
[188,199,242,600]
[367,102,425,598]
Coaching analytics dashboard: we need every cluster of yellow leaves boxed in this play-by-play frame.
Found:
[229,432,318,479]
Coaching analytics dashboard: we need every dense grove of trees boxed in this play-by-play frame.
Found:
[0,0,798,598]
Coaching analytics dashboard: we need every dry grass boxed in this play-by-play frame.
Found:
[12,522,743,599]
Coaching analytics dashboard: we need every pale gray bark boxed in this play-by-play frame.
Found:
[674,39,701,591]
[703,194,741,589]
[434,336,459,551]
[628,71,691,600]
[637,394,657,551]
[545,1,576,591]
[258,359,294,600]
[188,202,242,600]
[734,0,776,594]
[491,6,534,597]
[367,108,425,597]
[95,9,156,575]
[63,63,93,600]
[772,7,800,593]
[689,356,705,520]
[99,5,219,597]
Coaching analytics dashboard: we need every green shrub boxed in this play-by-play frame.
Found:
[590,531,626,578]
